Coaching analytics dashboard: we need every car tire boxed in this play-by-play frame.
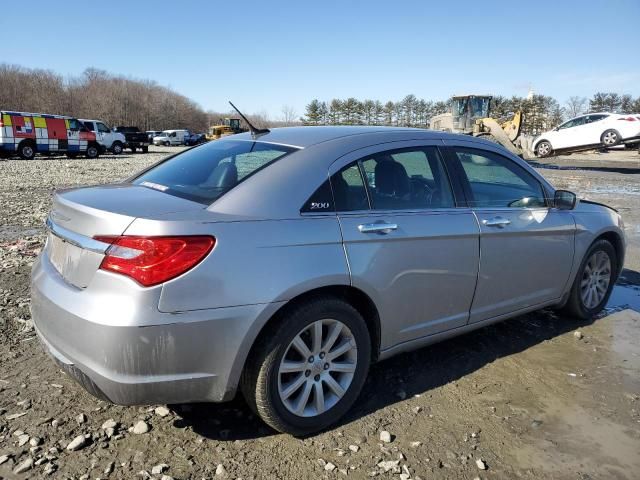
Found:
[86,144,99,159]
[111,142,123,155]
[562,239,617,319]
[142,146,149,153]
[535,140,552,158]
[17,141,36,160]
[164,141,170,147]
[241,296,371,436]
[601,129,621,147]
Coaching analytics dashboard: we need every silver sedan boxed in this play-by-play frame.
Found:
[31,127,625,435]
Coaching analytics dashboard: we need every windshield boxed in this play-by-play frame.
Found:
[133,140,297,204]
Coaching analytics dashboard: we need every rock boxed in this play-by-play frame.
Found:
[155,406,171,417]
[101,418,118,429]
[410,441,422,448]
[6,412,28,420]
[29,436,42,447]
[378,459,400,473]
[152,463,169,474]
[574,331,584,340]
[76,413,87,424]
[51,419,61,428]
[0,454,11,465]
[161,476,174,480]
[17,433,30,446]
[215,463,227,476]
[348,444,360,452]
[132,420,150,434]
[43,462,57,475]
[400,474,410,480]
[105,427,115,438]
[66,434,88,451]
[325,462,336,471]
[531,419,543,428]
[13,457,34,474]
[476,458,487,470]
[412,406,422,414]
[104,461,115,475]
[379,430,393,443]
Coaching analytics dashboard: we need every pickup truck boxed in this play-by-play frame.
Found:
[114,126,150,153]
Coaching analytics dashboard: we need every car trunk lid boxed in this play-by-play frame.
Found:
[45,184,205,288]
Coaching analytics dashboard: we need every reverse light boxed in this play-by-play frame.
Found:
[93,235,215,287]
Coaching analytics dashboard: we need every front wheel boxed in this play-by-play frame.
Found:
[535,140,552,158]
[164,141,170,147]
[111,142,123,155]
[241,297,371,436]
[601,129,621,147]
[563,239,617,319]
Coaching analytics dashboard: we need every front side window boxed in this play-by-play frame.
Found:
[454,148,546,208]
[360,147,454,210]
[558,117,586,130]
[97,122,110,133]
[133,140,296,205]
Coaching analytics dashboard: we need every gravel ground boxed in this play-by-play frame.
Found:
[1,146,639,479]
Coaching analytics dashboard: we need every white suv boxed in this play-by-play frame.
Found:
[80,120,126,155]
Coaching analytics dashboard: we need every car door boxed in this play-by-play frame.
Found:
[96,122,112,148]
[553,116,589,149]
[66,118,81,151]
[329,142,480,350]
[582,114,609,145]
[445,141,575,323]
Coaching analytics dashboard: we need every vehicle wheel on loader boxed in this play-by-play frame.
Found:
[601,129,621,147]
[535,141,552,158]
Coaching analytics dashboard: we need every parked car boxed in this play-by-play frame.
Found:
[146,130,163,143]
[1,110,100,159]
[32,127,625,435]
[185,132,207,146]
[81,119,126,155]
[153,129,190,146]
[533,112,640,157]
[114,126,150,153]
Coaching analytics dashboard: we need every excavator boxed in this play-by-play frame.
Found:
[206,117,246,140]
[430,95,531,158]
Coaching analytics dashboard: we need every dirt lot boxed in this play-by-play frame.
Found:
[1,147,639,480]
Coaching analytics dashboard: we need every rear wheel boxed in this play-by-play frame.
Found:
[563,239,617,319]
[535,140,552,157]
[86,144,99,159]
[241,297,371,436]
[18,141,36,160]
[601,129,621,147]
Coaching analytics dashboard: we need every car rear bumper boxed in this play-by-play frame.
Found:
[31,253,280,405]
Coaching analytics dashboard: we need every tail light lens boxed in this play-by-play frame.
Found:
[618,116,637,121]
[93,235,215,287]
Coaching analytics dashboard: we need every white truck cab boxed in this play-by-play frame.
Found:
[80,119,126,154]
[153,129,190,146]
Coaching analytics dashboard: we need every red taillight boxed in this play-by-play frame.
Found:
[618,116,637,121]
[93,235,215,287]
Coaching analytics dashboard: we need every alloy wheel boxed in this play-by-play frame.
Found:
[277,319,357,417]
[603,131,618,145]
[537,142,551,156]
[580,250,611,309]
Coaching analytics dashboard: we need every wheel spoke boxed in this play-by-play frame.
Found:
[322,322,342,353]
[281,374,306,399]
[311,321,323,354]
[330,362,356,373]
[280,361,307,373]
[324,375,345,397]
[291,335,311,358]
[314,382,325,414]
[294,381,313,415]
[327,339,354,361]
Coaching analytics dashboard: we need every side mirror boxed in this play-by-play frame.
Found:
[554,190,577,210]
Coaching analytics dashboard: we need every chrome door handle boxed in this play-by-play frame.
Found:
[358,222,398,234]
[482,216,511,228]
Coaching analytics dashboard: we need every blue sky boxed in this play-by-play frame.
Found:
[2,0,639,118]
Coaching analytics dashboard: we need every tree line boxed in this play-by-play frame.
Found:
[0,64,208,132]
[302,93,640,135]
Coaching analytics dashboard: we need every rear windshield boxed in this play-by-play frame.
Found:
[133,140,297,205]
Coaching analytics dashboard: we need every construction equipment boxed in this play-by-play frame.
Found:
[206,117,245,140]
[430,95,530,157]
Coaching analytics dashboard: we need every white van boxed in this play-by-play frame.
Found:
[80,119,126,154]
[153,129,190,146]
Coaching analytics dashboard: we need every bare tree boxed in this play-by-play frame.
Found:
[565,96,587,118]
[281,105,298,126]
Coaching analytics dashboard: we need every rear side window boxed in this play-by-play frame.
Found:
[133,140,296,205]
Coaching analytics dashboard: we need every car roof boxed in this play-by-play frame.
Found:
[231,126,460,149]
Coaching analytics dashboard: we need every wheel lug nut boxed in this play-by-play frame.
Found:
[308,356,314,363]
[319,352,325,359]
[305,370,310,377]
[324,363,329,370]
[314,374,320,381]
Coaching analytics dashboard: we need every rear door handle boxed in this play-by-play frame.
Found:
[358,222,398,234]
[482,216,511,228]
